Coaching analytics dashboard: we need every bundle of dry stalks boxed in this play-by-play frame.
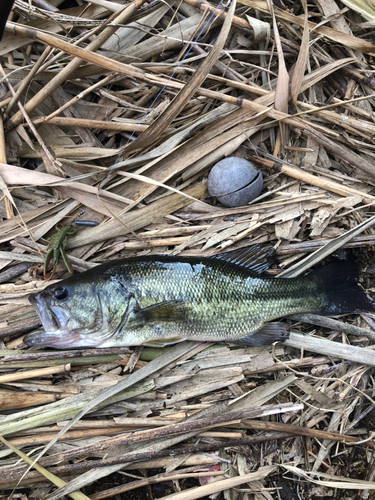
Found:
[1,0,375,498]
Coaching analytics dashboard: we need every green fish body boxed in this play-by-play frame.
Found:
[25,246,375,349]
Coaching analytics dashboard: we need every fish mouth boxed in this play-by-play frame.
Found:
[23,328,84,348]
[29,292,60,333]
[27,292,86,348]
[26,291,118,349]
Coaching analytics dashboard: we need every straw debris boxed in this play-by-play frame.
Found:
[1,0,375,498]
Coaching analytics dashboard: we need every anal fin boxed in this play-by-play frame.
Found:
[234,323,289,347]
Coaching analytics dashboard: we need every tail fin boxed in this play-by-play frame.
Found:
[309,258,375,316]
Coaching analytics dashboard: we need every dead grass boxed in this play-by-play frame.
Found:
[1,0,375,498]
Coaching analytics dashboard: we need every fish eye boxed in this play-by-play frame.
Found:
[54,287,69,300]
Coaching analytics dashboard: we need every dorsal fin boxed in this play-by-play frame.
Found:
[211,245,276,274]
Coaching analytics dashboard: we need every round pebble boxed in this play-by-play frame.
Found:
[207,157,263,207]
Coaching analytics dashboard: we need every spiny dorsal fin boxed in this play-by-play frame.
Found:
[212,244,276,274]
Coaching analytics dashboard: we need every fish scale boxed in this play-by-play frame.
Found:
[25,246,375,349]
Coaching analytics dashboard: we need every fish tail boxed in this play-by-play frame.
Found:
[310,258,375,316]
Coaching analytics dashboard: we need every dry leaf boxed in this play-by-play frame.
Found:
[290,0,309,107]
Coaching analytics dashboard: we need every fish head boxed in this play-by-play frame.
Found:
[25,275,129,348]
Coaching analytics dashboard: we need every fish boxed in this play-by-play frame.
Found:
[24,245,375,349]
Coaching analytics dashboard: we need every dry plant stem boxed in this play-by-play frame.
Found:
[290,0,308,107]
[0,435,91,500]
[291,314,375,341]
[82,0,124,12]
[280,36,375,88]
[15,416,375,482]
[31,0,59,11]
[0,317,41,339]
[43,73,118,122]
[4,24,351,139]
[13,436,289,481]
[303,128,375,178]
[89,468,227,500]
[240,419,375,446]
[0,261,36,283]
[279,214,375,278]
[24,342,202,488]
[37,426,371,475]
[26,406,294,468]
[249,156,375,201]
[1,347,131,362]
[66,183,207,249]
[285,332,375,366]
[1,456,221,489]
[7,427,140,448]
[0,378,154,435]
[266,0,288,147]
[0,117,13,219]
[296,100,375,139]
[20,409,251,497]
[0,351,133,367]
[0,405,299,489]
[182,0,373,55]
[4,28,359,167]
[3,20,147,130]
[4,0,146,131]
[0,464,275,492]
[32,116,150,132]
[243,356,332,375]
[0,364,70,383]
[191,43,243,83]
[236,0,375,53]
[276,235,375,255]
[125,0,236,153]
[0,65,61,180]
[5,46,53,116]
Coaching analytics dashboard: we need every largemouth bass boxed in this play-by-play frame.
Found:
[25,246,375,349]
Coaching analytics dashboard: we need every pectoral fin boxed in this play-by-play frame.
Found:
[234,323,289,347]
[136,300,191,323]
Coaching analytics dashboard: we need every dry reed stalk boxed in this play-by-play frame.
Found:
[32,116,150,132]
[0,363,70,383]
[1,0,375,497]
[4,0,147,130]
